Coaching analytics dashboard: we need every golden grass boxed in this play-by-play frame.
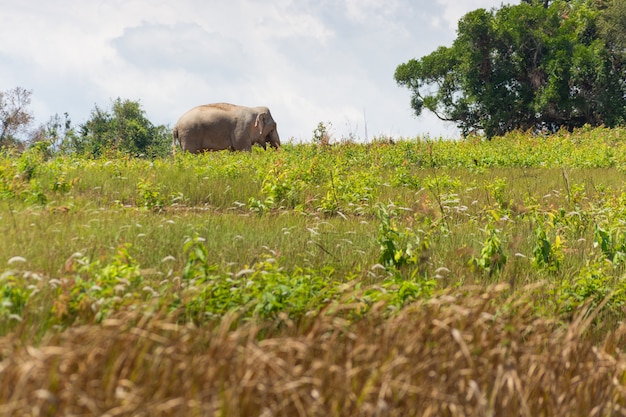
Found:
[1,285,625,416]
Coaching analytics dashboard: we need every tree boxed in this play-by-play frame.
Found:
[395,0,626,138]
[521,0,571,7]
[600,0,626,53]
[0,87,34,146]
[31,112,80,154]
[522,0,551,7]
[79,98,171,157]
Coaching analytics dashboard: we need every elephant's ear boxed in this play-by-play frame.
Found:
[254,113,267,135]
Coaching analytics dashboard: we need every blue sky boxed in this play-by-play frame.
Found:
[1,0,513,142]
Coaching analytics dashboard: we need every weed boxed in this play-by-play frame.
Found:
[0,272,30,320]
[532,213,565,273]
[470,222,508,276]
[137,178,164,211]
[376,203,429,270]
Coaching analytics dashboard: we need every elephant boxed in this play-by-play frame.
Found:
[173,103,281,153]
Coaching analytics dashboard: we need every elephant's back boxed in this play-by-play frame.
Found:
[175,104,235,152]
[177,104,235,127]
[202,103,239,112]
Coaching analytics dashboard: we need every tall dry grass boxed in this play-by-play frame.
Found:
[1,285,625,416]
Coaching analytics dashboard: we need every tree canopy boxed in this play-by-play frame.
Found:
[395,0,626,138]
[76,98,171,158]
[0,87,34,147]
[0,89,171,157]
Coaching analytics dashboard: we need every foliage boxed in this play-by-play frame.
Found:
[4,129,626,413]
[137,178,165,211]
[532,213,565,273]
[470,220,508,275]
[77,98,171,158]
[376,203,430,269]
[600,0,626,54]
[52,244,145,323]
[182,252,339,321]
[3,128,626,329]
[0,270,31,320]
[558,259,626,316]
[395,0,626,137]
[35,112,80,154]
[312,121,333,146]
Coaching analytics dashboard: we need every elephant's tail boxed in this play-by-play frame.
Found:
[172,125,181,154]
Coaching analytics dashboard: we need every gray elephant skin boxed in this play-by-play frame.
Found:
[173,103,281,153]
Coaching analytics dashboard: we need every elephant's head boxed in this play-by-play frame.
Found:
[255,110,281,150]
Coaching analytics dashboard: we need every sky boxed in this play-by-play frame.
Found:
[1,0,514,142]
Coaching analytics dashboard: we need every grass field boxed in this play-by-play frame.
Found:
[2,127,626,415]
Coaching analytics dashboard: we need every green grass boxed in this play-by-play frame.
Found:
[3,128,626,415]
[4,131,626,332]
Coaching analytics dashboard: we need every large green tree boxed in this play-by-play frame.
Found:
[78,98,171,157]
[395,0,626,137]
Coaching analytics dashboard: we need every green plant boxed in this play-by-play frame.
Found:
[53,244,144,323]
[381,271,436,309]
[182,253,339,322]
[0,272,30,320]
[558,260,626,316]
[181,234,217,282]
[485,177,509,208]
[17,141,49,180]
[594,224,626,265]
[376,203,429,270]
[137,178,164,211]
[261,170,298,208]
[247,196,269,214]
[470,222,507,275]
[532,214,565,273]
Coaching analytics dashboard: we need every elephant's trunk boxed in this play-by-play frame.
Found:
[268,129,280,149]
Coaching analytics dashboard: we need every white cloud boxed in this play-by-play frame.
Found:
[436,0,515,30]
[111,23,248,79]
[344,0,402,24]
[0,0,514,141]
[255,1,335,42]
